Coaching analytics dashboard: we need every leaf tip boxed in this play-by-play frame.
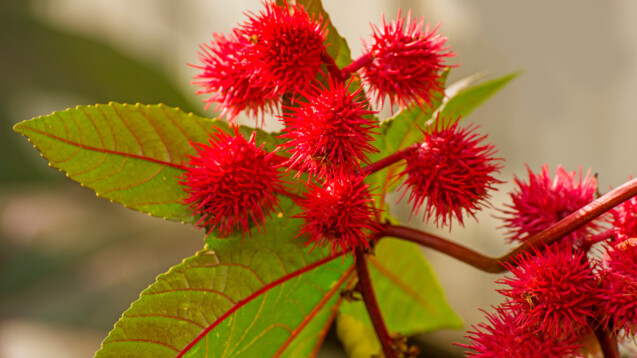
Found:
[12,122,22,133]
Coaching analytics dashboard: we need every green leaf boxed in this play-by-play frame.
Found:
[96,198,355,358]
[440,71,520,120]
[13,103,280,223]
[278,0,353,68]
[338,239,462,354]
[371,239,463,334]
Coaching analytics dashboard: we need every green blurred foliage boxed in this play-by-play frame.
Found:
[0,1,198,185]
[0,0,203,335]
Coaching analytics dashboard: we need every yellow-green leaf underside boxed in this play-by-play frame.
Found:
[96,199,355,358]
[13,103,278,222]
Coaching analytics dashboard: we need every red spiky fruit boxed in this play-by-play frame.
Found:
[296,176,379,256]
[192,30,278,121]
[610,194,637,242]
[240,1,327,97]
[280,78,378,178]
[398,121,501,228]
[181,127,284,236]
[599,238,637,336]
[497,244,600,338]
[502,165,600,243]
[459,307,583,358]
[360,9,454,110]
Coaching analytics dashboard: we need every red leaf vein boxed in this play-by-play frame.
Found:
[20,127,187,170]
[175,253,341,357]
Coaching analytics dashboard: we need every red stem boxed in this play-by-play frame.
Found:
[382,225,503,272]
[361,145,415,175]
[503,176,637,261]
[594,326,620,358]
[341,53,373,78]
[354,247,398,358]
[381,177,637,273]
[321,50,345,82]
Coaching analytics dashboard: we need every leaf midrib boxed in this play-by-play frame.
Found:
[176,253,344,357]
[272,264,355,358]
[17,126,188,170]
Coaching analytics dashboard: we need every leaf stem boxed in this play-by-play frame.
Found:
[381,225,503,272]
[594,325,619,358]
[354,247,398,358]
[380,176,637,273]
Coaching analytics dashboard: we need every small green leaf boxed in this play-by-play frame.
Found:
[96,199,355,358]
[440,71,520,120]
[13,103,279,222]
[338,239,461,352]
[278,0,353,67]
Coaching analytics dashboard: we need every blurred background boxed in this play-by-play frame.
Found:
[2,0,637,357]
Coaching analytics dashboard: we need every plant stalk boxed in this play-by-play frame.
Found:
[362,145,416,175]
[381,176,637,273]
[321,50,345,82]
[594,326,620,358]
[341,53,373,78]
[354,247,398,358]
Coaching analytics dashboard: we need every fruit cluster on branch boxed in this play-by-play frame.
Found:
[181,1,637,356]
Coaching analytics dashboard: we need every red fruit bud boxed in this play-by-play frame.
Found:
[280,78,378,178]
[181,127,284,237]
[296,176,379,256]
[360,10,455,110]
[398,121,501,228]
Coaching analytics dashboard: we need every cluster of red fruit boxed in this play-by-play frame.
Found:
[462,167,637,357]
[181,1,490,255]
[179,1,637,356]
